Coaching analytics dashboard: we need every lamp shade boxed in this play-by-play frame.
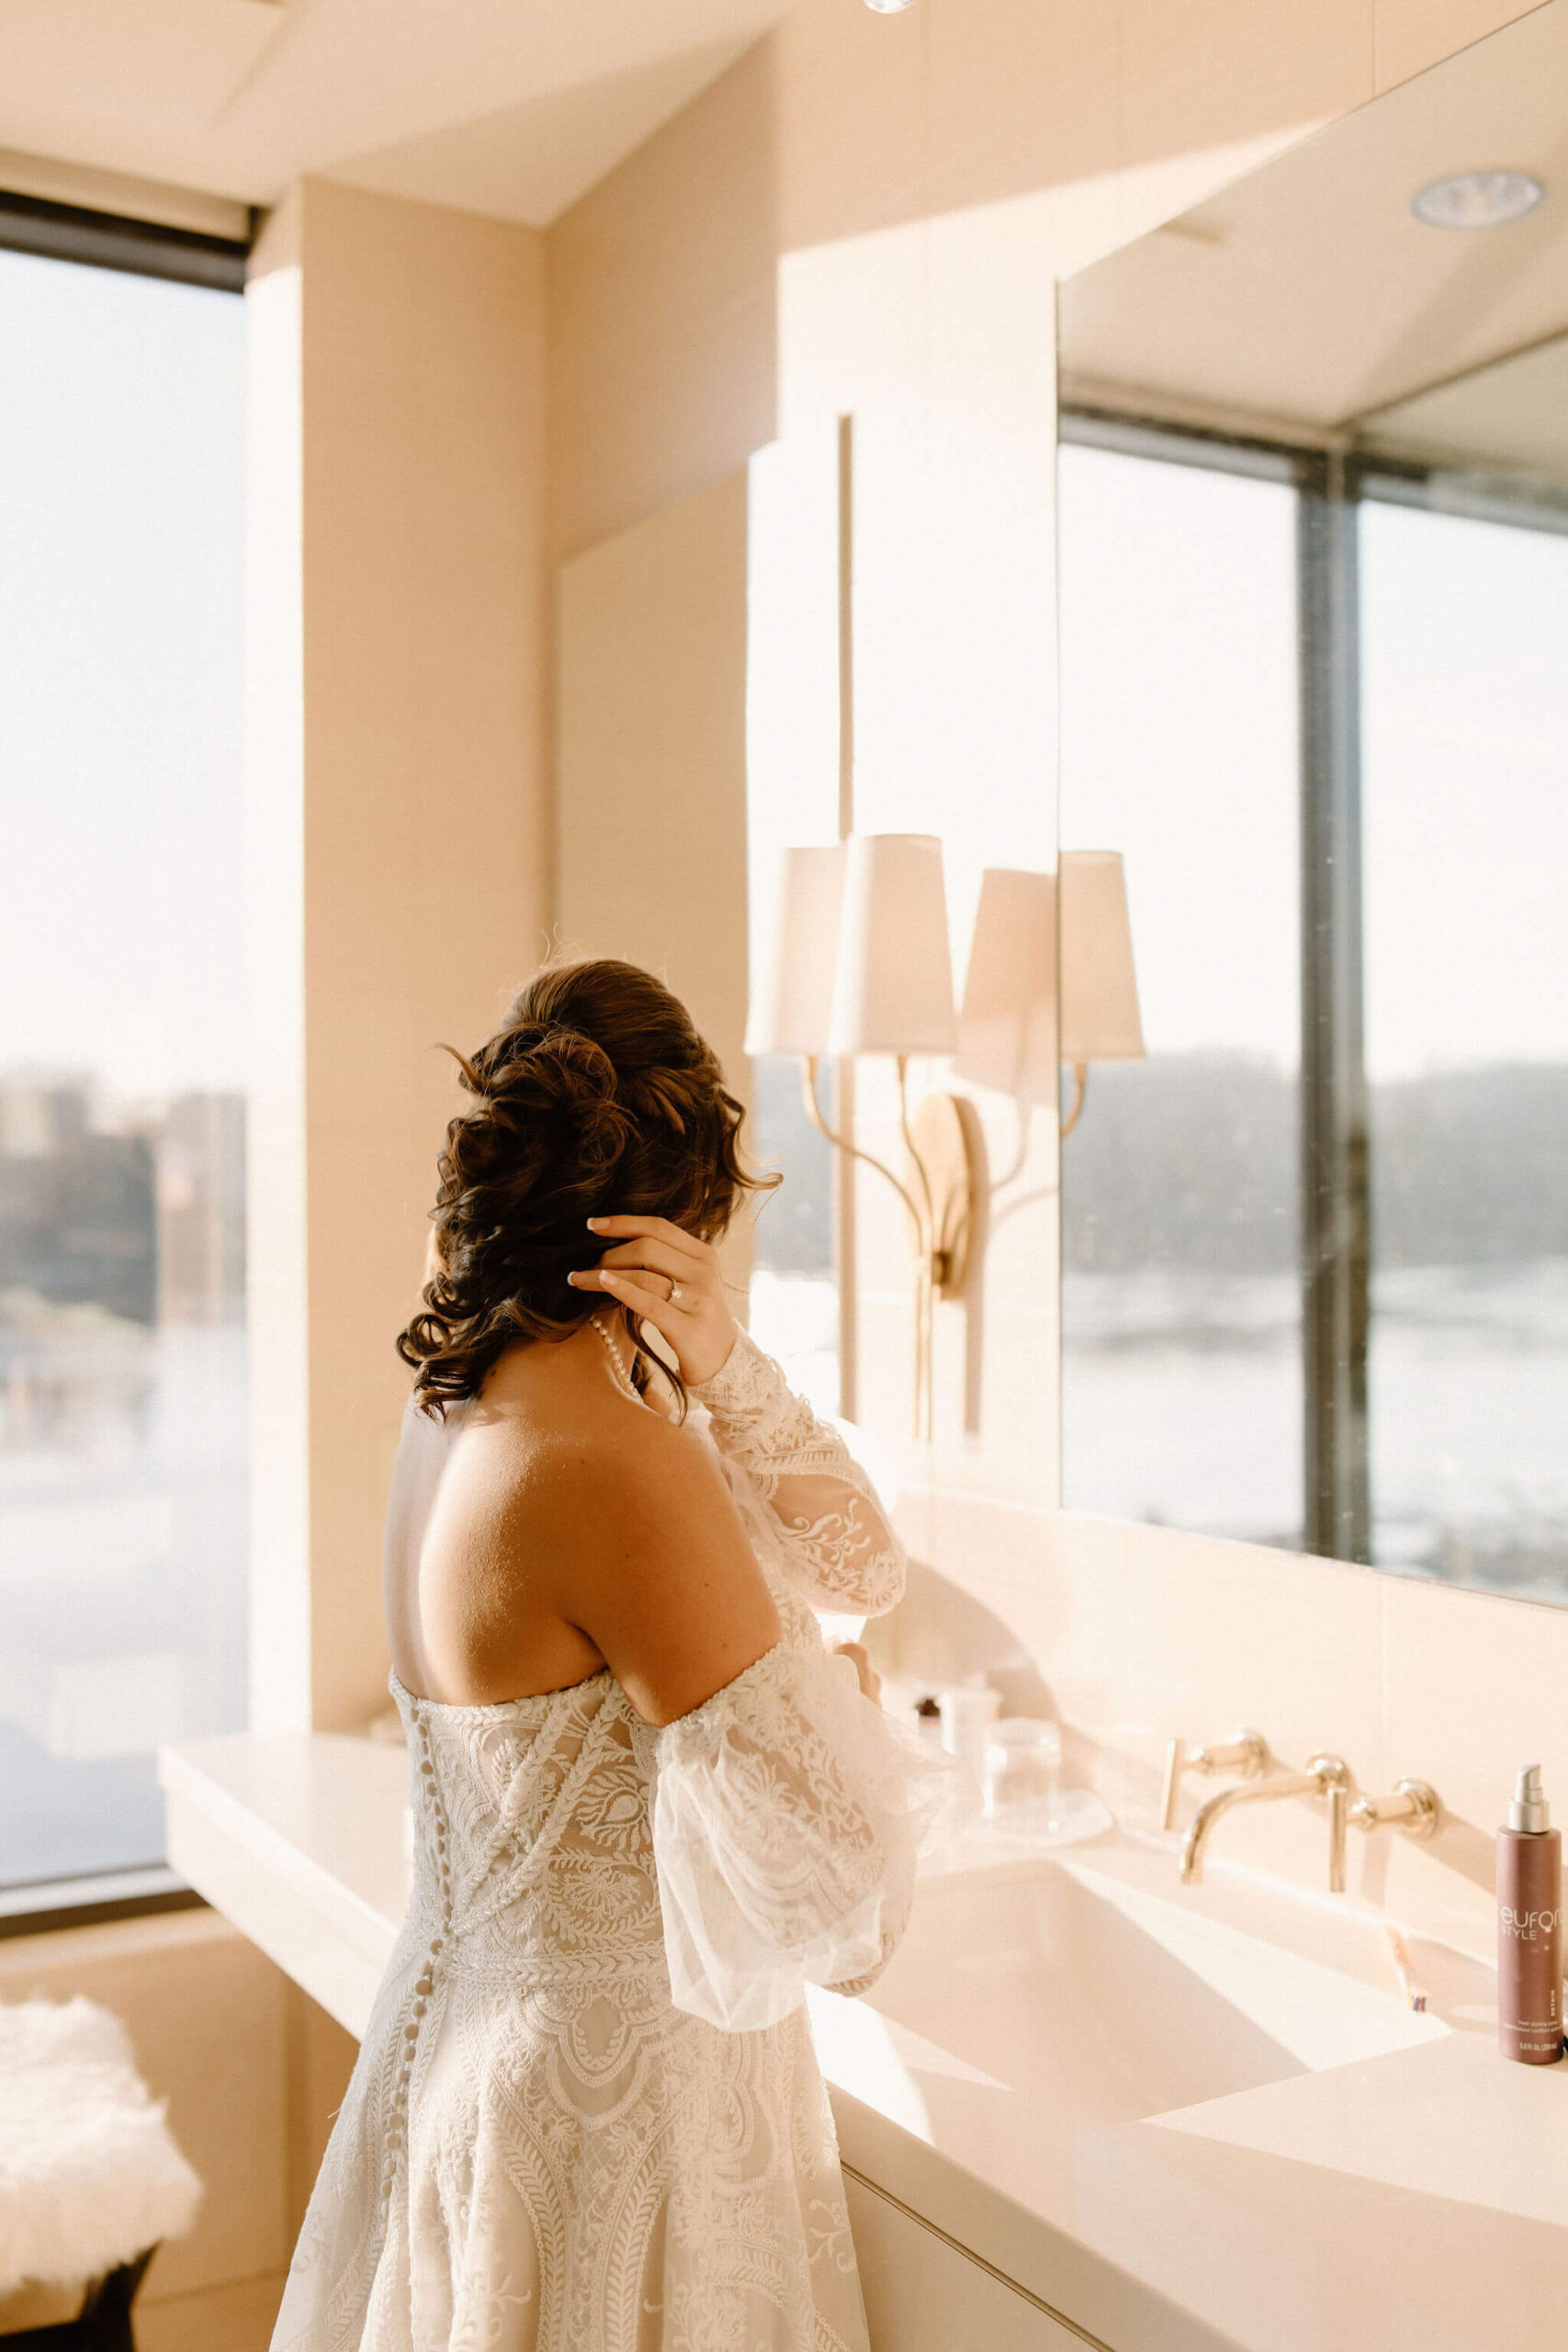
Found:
[1059,850,1145,1062]
[954,866,1058,1100]
[826,833,958,1057]
[745,842,848,1056]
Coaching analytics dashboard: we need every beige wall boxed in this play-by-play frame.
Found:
[0,1912,355,2351]
[246,178,550,1734]
[546,44,778,574]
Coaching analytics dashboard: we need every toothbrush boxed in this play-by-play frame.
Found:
[1380,1923,1428,2012]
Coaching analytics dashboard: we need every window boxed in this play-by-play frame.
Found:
[1059,413,1568,1601]
[0,234,247,1900]
[1057,435,1303,1545]
[1360,497,1568,1596]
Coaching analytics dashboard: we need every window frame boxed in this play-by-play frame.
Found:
[0,187,250,292]
[0,1867,206,1943]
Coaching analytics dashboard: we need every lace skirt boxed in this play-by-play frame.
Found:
[270,1920,872,2352]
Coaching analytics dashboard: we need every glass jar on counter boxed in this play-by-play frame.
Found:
[984,1717,1064,1833]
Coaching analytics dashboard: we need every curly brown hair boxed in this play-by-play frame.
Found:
[396,959,774,1418]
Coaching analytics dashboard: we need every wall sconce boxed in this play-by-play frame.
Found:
[954,854,1145,1136]
[747,838,1145,1440]
[747,833,974,1442]
[954,866,1059,1105]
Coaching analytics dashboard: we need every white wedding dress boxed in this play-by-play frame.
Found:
[272,1331,957,2352]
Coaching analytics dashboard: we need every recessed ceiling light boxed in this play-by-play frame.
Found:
[1411,169,1544,229]
[863,0,918,13]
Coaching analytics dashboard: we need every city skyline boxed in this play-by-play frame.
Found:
[0,1071,247,1331]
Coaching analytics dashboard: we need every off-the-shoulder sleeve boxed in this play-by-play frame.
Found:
[691,1329,906,1616]
[646,1643,967,2033]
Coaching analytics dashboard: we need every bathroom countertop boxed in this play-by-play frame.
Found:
[161,1732,1568,2352]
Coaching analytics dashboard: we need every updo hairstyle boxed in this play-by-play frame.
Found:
[396,959,773,1418]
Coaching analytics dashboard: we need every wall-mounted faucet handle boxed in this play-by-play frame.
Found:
[1179,1749,1349,1888]
[1308,1755,1351,1893]
[1349,1778,1440,1841]
[1160,1729,1269,1831]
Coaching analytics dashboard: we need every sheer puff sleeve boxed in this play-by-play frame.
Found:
[691,1329,906,1617]
[646,1642,968,2033]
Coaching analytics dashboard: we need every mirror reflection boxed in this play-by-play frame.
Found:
[1057,0,1568,1600]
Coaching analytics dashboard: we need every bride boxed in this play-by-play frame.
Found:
[272,956,957,2352]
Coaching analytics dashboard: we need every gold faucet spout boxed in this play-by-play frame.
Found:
[1179,1755,1349,1887]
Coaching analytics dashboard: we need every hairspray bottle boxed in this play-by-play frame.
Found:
[1497,1764,1563,2064]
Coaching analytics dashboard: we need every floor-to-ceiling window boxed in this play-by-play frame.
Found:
[1059,413,1568,1601]
[1359,493,1568,1597]
[1057,434,1303,1545]
[0,223,247,1905]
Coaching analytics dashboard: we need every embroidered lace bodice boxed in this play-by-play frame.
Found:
[272,1331,957,2352]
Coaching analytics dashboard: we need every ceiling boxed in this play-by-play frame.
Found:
[1059,0,1568,460]
[1359,328,1568,486]
[0,0,792,227]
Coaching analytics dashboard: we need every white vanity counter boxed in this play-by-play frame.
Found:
[161,1732,1568,2352]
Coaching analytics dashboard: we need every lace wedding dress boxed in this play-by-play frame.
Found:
[272,1331,957,2352]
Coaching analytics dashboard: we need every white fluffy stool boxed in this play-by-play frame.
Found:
[0,1998,202,2348]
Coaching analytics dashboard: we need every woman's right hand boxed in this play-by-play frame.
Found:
[568,1215,739,1386]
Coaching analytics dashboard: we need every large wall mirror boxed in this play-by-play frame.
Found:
[1055,0,1568,1602]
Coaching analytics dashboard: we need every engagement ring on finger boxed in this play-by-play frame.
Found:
[668,1280,684,1305]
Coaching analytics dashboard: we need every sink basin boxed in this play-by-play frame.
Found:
[865,1850,1458,2126]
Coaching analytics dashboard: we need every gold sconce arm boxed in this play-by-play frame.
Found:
[800,1056,922,1227]
[989,1058,1086,1199]
[894,1057,938,1241]
[801,1054,976,1442]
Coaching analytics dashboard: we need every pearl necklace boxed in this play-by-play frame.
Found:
[593,1313,642,1405]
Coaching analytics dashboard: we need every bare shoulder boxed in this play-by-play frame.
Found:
[523,1403,745,1559]
[525,1408,781,1726]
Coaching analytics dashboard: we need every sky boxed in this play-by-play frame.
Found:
[1360,500,1568,1082]
[0,246,247,1103]
[1057,444,1302,1071]
[1058,441,1568,1084]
